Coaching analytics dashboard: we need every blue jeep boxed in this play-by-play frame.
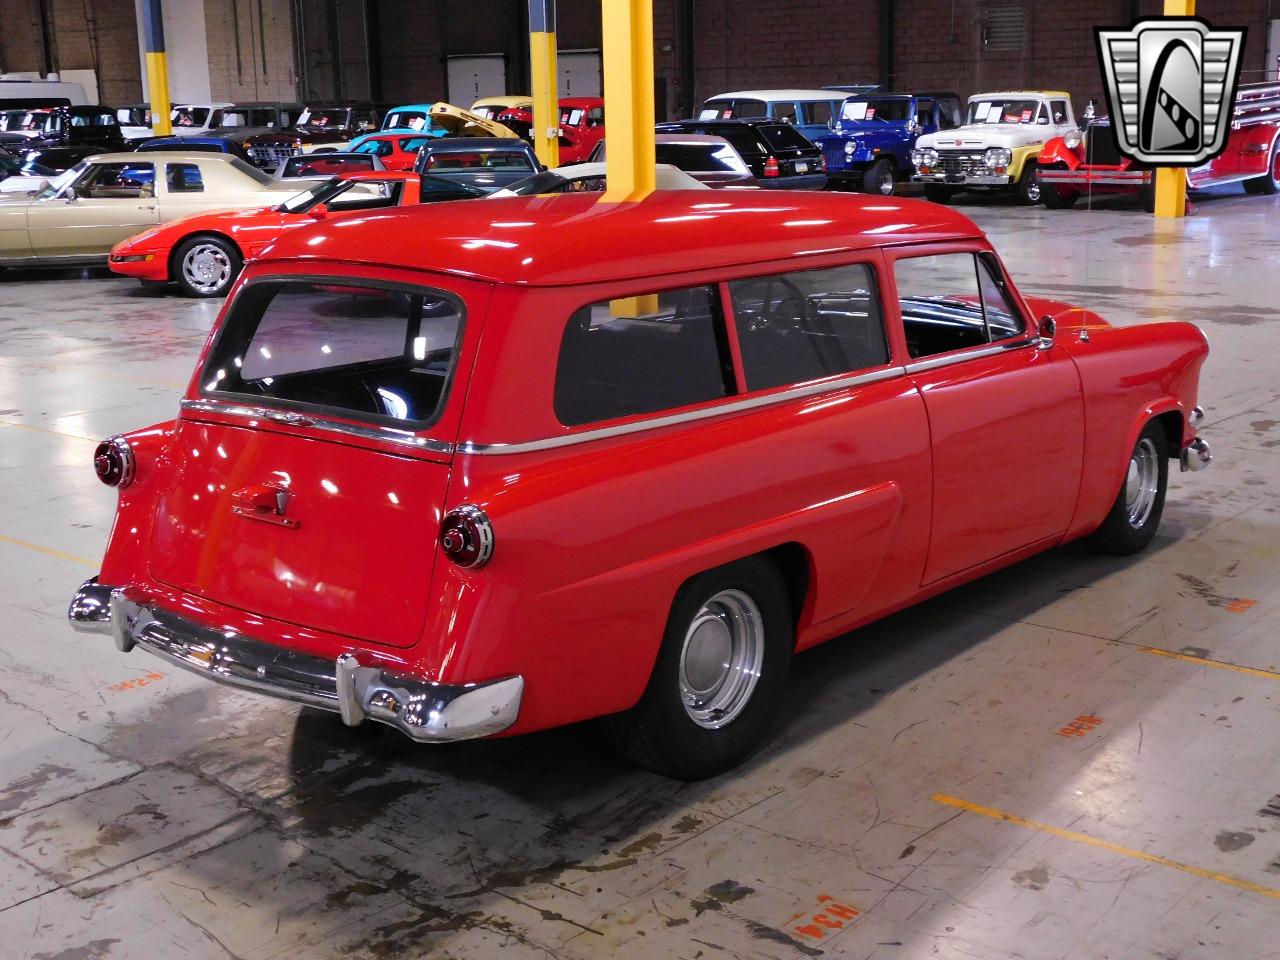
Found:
[814,93,962,194]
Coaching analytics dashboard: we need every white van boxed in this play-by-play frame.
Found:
[0,78,89,108]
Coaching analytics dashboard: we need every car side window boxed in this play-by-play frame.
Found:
[587,106,604,126]
[1051,99,1069,124]
[770,101,799,124]
[166,163,204,193]
[727,263,889,392]
[554,285,734,427]
[805,101,833,126]
[76,162,155,199]
[895,252,1026,358]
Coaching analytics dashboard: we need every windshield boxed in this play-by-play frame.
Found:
[384,110,430,131]
[277,178,340,212]
[297,108,350,127]
[35,161,86,200]
[840,99,912,124]
[172,106,211,127]
[967,100,1044,125]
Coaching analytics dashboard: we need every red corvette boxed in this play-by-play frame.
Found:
[71,191,1210,779]
[108,170,482,297]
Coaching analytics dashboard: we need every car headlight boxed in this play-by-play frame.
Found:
[984,147,1012,167]
[912,147,939,167]
[1063,129,1083,149]
[844,141,857,156]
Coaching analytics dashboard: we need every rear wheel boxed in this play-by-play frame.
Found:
[862,158,896,196]
[923,184,955,204]
[608,557,792,780]
[1244,139,1280,195]
[174,235,242,298]
[1089,421,1169,556]
[1013,164,1041,205]
[1040,180,1077,209]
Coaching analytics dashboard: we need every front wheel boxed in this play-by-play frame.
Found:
[862,158,896,196]
[1013,164,1041,205]
[1089,421,1169,556]
[1040,180,1077,209]
[607,557,793,780]
[174,236,242,298]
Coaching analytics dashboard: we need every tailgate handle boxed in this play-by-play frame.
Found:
[231,483,299,529]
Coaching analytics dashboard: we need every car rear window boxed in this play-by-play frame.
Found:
[424,150,536,172]
[655,142,749,174]
[203,280,464,428]
[759,124,815,152]
[554,286,734,427]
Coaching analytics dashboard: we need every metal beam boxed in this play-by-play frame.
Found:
[1153,0,1194,217]
[602,0,656,202]
[529,0,560,167]
[141,0,172,135]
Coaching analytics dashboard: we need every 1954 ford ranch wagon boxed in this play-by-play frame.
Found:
[68,191,1212,779]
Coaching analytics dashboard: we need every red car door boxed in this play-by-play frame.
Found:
[888,247,1084,584]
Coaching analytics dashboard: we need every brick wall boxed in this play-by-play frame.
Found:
[0,0,141,104]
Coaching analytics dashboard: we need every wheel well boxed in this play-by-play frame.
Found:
[169,232,241,280]
[1155,410,1184,458]
[762,542,810,629]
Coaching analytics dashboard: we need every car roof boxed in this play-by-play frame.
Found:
[385,104,435,112]
[259,191,983,287]
[968,91,1070,100]
[708,89,841,101]
[80,151,242,163]
[424,137,530,151]
[654,133,732,144]
[559,97,603,107]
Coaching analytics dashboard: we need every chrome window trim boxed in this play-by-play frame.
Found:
[903,337,1035,374]
[180,398,455,454]
[459,364,907,455]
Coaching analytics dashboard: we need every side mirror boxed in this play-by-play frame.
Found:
[1037,315,1056,348]
[308,203,329,219]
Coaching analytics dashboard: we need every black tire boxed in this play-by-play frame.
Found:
[608,557,793,780]
[1244,139,1280,195]
[1013,163,1041,205]
[1139,180,1157,213]
[862,158,896,196]
[923,184,955,204]
[1040,180,1077,209]
[1089,421,1169,556]
[173,235,242,298]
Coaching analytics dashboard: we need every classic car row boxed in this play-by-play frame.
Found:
[66,188,1214,779]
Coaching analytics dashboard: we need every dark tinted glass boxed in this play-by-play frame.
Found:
[728,263,889,391]
[655,142,747,173]
[759,124,815,152]
[554,286,734,426]
[204,281,464,427]
[166,162,203,192]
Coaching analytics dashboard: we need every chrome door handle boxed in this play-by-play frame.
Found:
[139,204,157,211]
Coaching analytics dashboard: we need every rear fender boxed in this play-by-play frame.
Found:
[99,420,177,585]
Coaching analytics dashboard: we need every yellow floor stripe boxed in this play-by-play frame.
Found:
[933,794,1280,901]
[0,533,97,567]
[0,419,97,443]
[1141,646,1280,681]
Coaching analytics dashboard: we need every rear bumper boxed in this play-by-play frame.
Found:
[68,578,523,742]
[762,173,828,190]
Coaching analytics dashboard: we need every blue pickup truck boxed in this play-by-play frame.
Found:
[814,93,962,194]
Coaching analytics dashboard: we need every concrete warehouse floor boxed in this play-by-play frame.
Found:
[1,187,1277,960]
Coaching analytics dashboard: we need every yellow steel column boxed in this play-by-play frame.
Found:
[601,0,656,203]
[529,1,560,167]
[1153,0,1195,218]
[142,0,172,135]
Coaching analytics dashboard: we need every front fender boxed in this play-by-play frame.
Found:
[1037,137,1081,169]
[1008,144,1043,179]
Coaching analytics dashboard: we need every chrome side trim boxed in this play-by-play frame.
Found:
[77,587,524,742]
[1038,170,1151,185]
[903,338,1035,375]
[457,365,908,456]
[180,399,455,455]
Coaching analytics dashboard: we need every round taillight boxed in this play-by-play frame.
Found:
[93,436,134,488]
[439,504,494,569]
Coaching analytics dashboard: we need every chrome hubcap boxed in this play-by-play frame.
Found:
[1026,175,1041,202]
[878,169,894,195]
[182,243,232,294]
[1125,437,1159,528]
[678,589,765,729]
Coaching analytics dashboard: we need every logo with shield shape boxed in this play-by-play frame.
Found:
[1096,18,1246,165]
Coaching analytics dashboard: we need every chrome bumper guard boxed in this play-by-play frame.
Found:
[1181,437,1211,472]
[67,579,523,742]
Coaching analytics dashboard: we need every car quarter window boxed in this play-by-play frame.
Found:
[554,286,734,427]
[166,163,204,193]
[804,101,834,126]
[894,252,1025,359]
[727,263,889,392]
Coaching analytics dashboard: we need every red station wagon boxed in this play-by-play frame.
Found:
[69,191,1212,779]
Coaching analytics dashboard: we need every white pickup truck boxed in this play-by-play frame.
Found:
[911,90,1076,204]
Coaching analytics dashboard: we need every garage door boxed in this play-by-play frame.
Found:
[559,50,601,97]
[447,55,507,105]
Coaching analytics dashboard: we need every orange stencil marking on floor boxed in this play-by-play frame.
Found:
[1224,598,1258,614]
[1056,714,1104,738]
[107,671,166,692]
[792,893,860,940]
